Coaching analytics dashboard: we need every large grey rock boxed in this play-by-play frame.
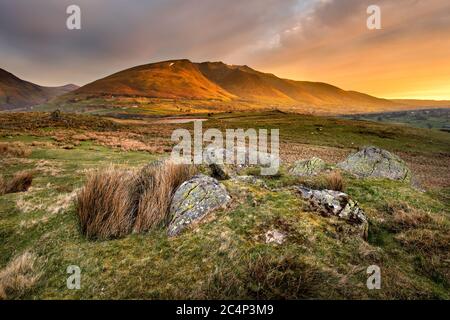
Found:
[296,186,368,239]
[168,174,231,236]
[289,157,327,176]
[338,146,410,181]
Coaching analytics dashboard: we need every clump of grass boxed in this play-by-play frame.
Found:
[76,167,136,239]
[133,162,196,232]
[324,171,345,191]
[0,252,39,300]
[76,161,196,240]
[297,171,345,192]
[0,171,34,196]
[380,201,433,232]
[0,142,32,158]
[0,175,4,195]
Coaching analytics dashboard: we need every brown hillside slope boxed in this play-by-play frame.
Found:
[63,59,450,114]
[0,68,78,110]
[197,61,397,112]
[75,59,235,100]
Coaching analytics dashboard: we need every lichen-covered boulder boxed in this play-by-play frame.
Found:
[230,175,267,188]
[338,146,410,181]
[296,186,368,239]
[168,174,231,236]
[289,157,327,176]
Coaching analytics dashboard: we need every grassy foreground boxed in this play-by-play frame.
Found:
[0,111,449,299]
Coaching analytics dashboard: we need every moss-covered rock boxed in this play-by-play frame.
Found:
[168,174,231,236]
[338,146,411,181]
[296,186,368,239]
[289,157,327,176]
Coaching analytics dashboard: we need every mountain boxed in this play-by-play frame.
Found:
[75,59,234,100]
[0,68,78,110]
[62,59,450,114]
[196,61,397,112]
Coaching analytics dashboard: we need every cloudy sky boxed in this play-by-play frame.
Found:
[1,0,449,99]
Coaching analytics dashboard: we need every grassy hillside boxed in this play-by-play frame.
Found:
[0,111,449,299]
[343,108,450,131]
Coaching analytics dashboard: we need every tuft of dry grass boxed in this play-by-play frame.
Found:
[76,167,136,239]
[0,171,34,196]
[76,161,196,240]
[324,171,345,191]
[381,201,433,232]
[297,171,345,191]
[0,252,39,300]
[133,162,197,232]
[0,142,32,158]
[0,175,5,195]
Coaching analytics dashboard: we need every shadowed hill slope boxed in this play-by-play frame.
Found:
[197,61,397,111]
[0,68,78,110]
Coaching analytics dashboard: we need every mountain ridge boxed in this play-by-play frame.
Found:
[3,60,450,114]
[69,59,412,113]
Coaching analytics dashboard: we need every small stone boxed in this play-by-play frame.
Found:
[265,229,286,245]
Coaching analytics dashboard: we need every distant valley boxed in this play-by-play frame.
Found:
[0,68,78,110]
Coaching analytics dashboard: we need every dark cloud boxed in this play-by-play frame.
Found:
[0,0,300,85]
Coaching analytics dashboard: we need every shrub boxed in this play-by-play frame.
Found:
[0,142,32,158]
[0,252,39,300]
[76,161,196,240]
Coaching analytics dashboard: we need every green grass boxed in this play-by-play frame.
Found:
[0,112,449,299]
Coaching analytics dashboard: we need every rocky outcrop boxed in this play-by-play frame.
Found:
[289,157,327,176]
[296,186,368,239]
[338,146,410,181]
[168,174,231,236]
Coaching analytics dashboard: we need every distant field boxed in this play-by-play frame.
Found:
[342,108,450,131]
